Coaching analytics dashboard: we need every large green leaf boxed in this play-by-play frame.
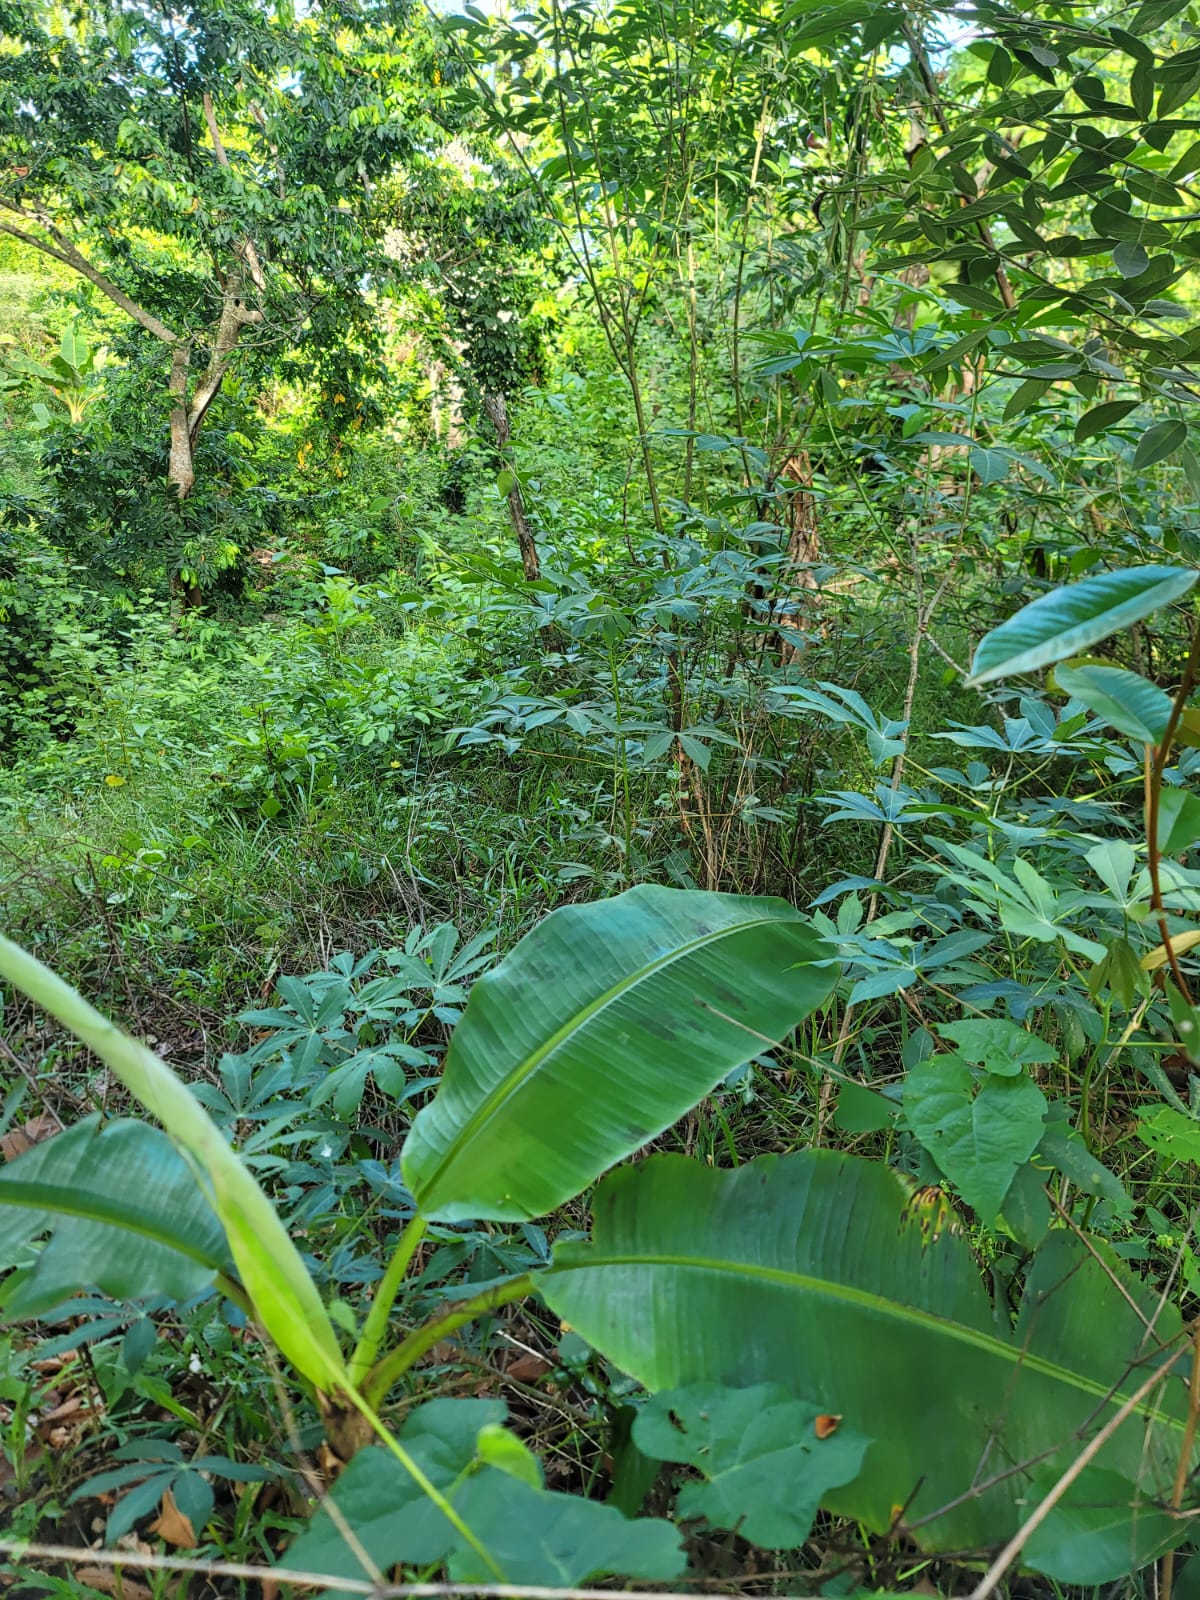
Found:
[402,886,837,1222]
[540,1152,1192,1579]
[0,934,346,1391]
[1055,663,1173,744]
[903,1057,1047,1221]
[0,1116,229,1316]
[967,566,1197,686]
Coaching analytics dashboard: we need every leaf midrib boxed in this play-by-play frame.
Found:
[543,1250,1185,1430]
[417,911,814,1203]
[0,1179,228,1270]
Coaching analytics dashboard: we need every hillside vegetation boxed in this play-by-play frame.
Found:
[5,0,1200,1594]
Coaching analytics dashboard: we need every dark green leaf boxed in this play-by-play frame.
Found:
[1075,400,1140,442]
[634,1384,869,1547]
[541,1153,1191,1578]
[1134,419,1188,469]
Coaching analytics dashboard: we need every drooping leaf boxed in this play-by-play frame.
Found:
[1134,419,1188,471]
[1055,663,1173,744]
[903,1057,1047,1220]
[1074,399,1140,442]
[402,886,837,1222]
[0,935,345,1391]
[967,566,1198,686]
[0,1116,229,1317]
[633,1383,869,1548]
[540,1152,1192,1579]
[1141,928,1200,971]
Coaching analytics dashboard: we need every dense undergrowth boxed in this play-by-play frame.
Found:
[7,0,1200,1594]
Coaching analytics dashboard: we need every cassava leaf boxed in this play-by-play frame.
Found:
[967,567,1198,685]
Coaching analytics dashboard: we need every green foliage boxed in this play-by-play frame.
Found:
[0,1116,228,1316]
[403,885,836,1221]
[542,1153,1191,1578]
[634,1384,870,1548]
[10,0,1200,1588]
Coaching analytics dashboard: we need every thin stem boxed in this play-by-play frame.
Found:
[348,1213,429,1387]
[347,1388,505,1580]
[1146,621,1200,1006]
[1161,1319,1200,1600]
[363,1274,536,1408]
[968,1344,1185,1600]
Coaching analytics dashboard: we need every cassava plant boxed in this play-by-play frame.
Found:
[5,778,1200,1586]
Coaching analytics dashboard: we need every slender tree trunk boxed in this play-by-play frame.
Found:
[167,346,194,500]
[484,391,540,582]
[770,451,822,666]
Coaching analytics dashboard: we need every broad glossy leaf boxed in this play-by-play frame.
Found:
[1058,663,1173,743]
[402,886,837,1222]
[541,1152,1192,1577]
[967,566,1198,686]
[0,1116,229,1316]
[903,1057,1047,1220]
[634,1383,868,1548]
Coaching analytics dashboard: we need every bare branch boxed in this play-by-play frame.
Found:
[0,1542,752,1600]
[202,91,267,292]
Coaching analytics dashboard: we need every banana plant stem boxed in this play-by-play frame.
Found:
[363,1273,537,1408]
[348,1213,428,1387]
[346,1386,506,1580]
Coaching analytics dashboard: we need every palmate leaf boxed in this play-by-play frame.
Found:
[0,1116,229,1316]
[540,1152,1193,1581]
[402,886,837,1222]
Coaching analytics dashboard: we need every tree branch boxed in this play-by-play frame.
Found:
[186,270,264,443]
[0,208,180,345]
[202,92,267,292]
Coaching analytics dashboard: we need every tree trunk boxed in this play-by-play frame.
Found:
[483,391,540,582]
[160,272,262,607]
[769,452,822,666]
